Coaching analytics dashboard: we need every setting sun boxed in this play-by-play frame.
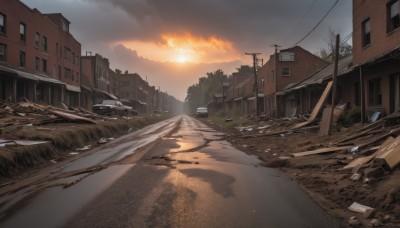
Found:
[177,56,188,63]
[118,33,241,64]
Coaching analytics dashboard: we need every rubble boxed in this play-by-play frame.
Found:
[206,104,400,227]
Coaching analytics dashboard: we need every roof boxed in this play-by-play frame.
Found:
[277,55,353,96]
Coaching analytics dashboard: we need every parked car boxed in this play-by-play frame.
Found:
[196,107,208,118]
[92,100,133,116]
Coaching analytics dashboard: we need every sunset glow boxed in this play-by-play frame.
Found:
[119,33,241,64]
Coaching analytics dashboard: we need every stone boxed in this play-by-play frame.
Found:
[369,219,381,227]
[348,217,361,227]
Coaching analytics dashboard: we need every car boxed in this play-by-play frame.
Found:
[92,100,133,116]
[196,107,208,118]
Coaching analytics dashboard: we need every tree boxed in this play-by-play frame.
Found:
[185,70,228,112]
[317,27,352,63]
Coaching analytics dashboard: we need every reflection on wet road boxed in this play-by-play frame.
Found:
[0,115,340,227]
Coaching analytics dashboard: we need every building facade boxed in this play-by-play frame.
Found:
[353,0,400,116]
[0,0,81,106]
[258,46,328,117]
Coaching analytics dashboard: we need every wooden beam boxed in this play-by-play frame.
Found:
[291,146,351,157]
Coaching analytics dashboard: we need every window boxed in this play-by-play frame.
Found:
[271,70,275,81]
[61,19,69,32]
[0,13,6,34]
[42,36,47,52]
[58,65,62,79]
[282,67,290,76]
[42,59,47,73]
[53,64,56,77]
[362,18,371,47]
[72,52,75,64]
[35,33,39,49]
[0,43,6,62]
[64,67,72,80]
[20,23,26,42]
[368,79,382,106]
[19,51,26,67]
[35,57,40,71]
[388,0,400,32]
[64,46,71,61]
[56,43,59,58]
[279,52,294,61]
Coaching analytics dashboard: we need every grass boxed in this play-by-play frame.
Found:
[208,110,252,129]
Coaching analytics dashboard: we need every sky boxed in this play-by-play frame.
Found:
[21,0,352,101]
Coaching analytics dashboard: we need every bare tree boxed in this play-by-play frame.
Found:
[317,27,352,63]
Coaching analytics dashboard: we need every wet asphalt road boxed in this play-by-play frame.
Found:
[0,115,340,228]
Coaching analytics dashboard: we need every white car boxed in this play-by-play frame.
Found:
[196,107,208,118]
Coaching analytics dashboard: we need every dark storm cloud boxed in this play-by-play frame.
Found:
[84,0,352,51]
[20,0,352,100]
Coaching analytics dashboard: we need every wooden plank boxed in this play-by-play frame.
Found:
[376,136,400,169]
[49,110,97,124]
[292,81,333,130]
[319,107,332,136]
[343,153,377,170]
[291,146,351,157]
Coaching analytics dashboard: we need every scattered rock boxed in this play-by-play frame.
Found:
[383,215,391,222]
[369,219,381,227]
[348,217,361,227]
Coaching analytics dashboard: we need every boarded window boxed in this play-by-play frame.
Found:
[279,52,294,61]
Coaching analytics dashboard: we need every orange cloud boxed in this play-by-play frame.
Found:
[117,33,241,64]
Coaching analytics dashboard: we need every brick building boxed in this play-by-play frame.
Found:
[0,0,81,106]
[258,46,328,117]
[81,53,117,108]
[353,0,400,116]
[116,71,150,114]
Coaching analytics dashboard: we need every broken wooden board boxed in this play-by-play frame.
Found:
[319,107,332,136]
[291,146,351,157]
[49,110,97,124]
[343,153,377,170]
[375,135,400,169]
[292,81,333,130]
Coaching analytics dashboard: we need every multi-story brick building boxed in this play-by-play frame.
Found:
[259,46,328,117]
[0,0,81,106]
[81,53,117,108]
[116,71,150,114]
[353,0,400,116]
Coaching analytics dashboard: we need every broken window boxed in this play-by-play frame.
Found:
[362,18,371,47]
[368,78,382,106]
[388,0,400,32]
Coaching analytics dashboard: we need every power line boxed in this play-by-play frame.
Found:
[284,0,318,45]
[289,0,340,48]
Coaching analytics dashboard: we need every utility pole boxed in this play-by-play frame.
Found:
[328,34,340,135]
[245,52,261,118]
[271,44,281,117]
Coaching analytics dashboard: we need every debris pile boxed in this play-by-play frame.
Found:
[218,108,400,227]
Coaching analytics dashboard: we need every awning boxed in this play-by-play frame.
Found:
[81,84,92,91]
[65,84,81,92]
[0,65,38,81]
[36,75,65,85]
[95,89,118,100]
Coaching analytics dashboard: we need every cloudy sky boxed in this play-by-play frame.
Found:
[21,0,352,101]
